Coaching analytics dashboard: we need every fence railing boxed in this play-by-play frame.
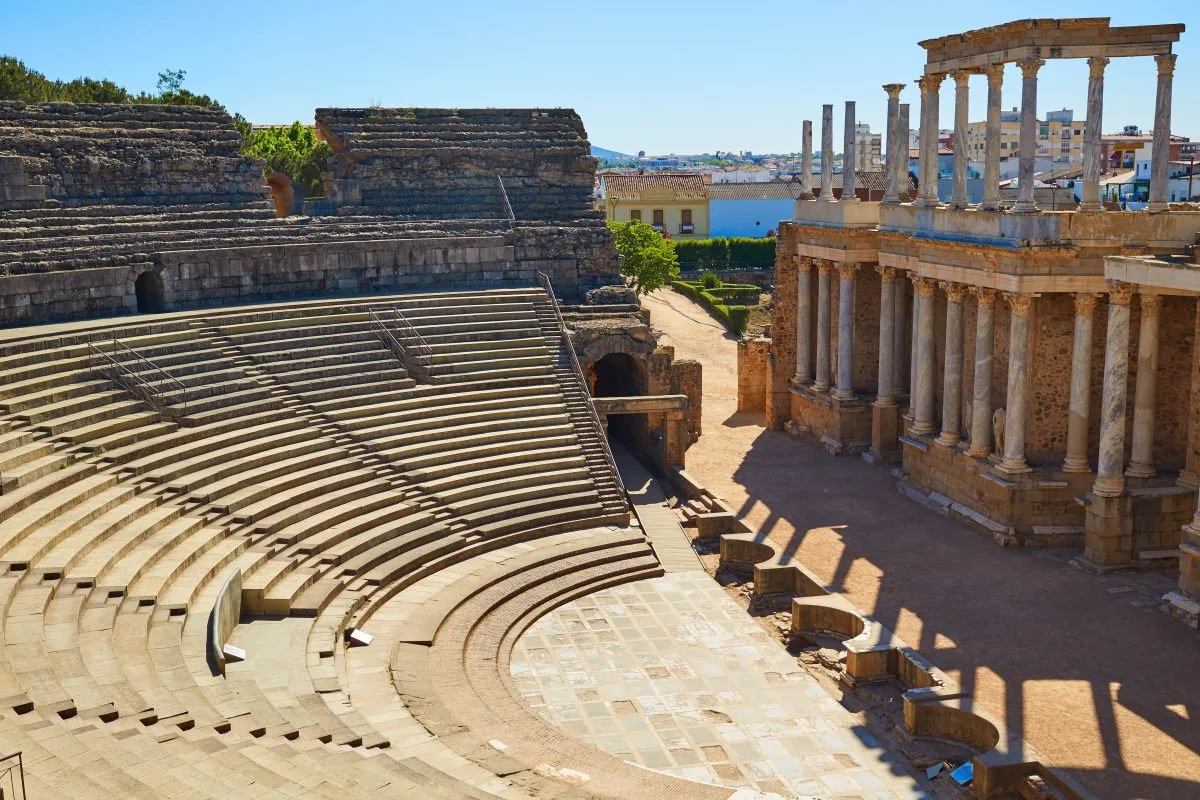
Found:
[88,336,189,415]
[369,306,439,383]
[0,751,26,800]
[497,175,516,228]
[536,272,627,500]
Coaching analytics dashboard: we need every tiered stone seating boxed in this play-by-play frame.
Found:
[0,287,662,799]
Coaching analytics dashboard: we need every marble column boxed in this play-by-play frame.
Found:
[893,274,908,397]
[834,264,857,400]
[1148,54,1177,213]
[1063,293,1100,472]
[915,74,945,207]
[1079,57,1109,212]
[794,257,813,383]
[814,261,832,391]
[820,104,834,202]
[909,276,919,414]
[912,278,938,435]
[966,288,997,458]
[1126,294,1162,478]
[937,282,966,445]
[801,120,814,199]
[1094,283,1135,497]
[896,104,910,201]
[950,70,971,209]
[876,267,897,406]
[882,84,905,205]
[1012,59,1045,214]
[842,101,858,203]
[979,65,1004,212]
[999,293,1033,472]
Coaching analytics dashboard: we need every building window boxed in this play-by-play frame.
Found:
[652,209,664,230]
[630,209,642,221]
[681,209,693,234]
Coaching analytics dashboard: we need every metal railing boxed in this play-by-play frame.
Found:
[496,175,516,227]
[88,335,189,414]
[0,751,26,799]
[536,272,627,501]
[369,306,439,383]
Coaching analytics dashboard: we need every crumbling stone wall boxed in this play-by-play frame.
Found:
[737,338,769,412]
[315,108,598,222]
[670,358,703,440]
[766,240,798,429]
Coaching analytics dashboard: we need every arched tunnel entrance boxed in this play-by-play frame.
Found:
[590,353,647,449]
[135,271,166,313]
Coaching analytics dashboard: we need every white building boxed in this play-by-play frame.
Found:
[855,123,883,171]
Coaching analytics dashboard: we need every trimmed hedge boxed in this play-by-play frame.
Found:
[705,285,761,305]
[676,237,775,272]
[671,280,752,334]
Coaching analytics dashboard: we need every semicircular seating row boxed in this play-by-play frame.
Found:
[0,287,710,799]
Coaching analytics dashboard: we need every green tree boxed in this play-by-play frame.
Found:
[242,122,332,197]
[606,220,679,295]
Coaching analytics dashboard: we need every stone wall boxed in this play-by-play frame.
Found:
[766,242,798,429]
[670,359,703,440]
[737,338,769,412]
[315,108,598,222]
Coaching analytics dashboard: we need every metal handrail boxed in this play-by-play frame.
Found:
[496,174,516,227]
[88,337,188,414]
[368,308,408,365]
[369,305,440,383]
[0,749,27,799]
[536,272,628,500]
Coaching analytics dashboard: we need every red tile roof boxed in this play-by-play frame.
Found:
[601,173,706,199]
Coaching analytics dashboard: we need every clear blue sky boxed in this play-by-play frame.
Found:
[6,1,1198,155]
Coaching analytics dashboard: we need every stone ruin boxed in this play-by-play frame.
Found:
[0,101,618,324]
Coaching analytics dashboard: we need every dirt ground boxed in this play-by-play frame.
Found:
[641,288,1200,800]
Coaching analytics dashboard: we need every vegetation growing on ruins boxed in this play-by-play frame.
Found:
[0,58,227,111]
[242,122,331,198]
[606,220,679,295]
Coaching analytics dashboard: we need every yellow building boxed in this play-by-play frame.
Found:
[600,173,709,238]
[965,109,1086,166]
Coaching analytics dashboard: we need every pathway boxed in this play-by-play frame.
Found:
[641,287,1200,800]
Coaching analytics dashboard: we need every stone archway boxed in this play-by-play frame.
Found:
[591,353,647,449]
[135,270,166,313]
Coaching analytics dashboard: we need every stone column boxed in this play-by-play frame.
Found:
[1079,57,1109,212]
[979,65,1004,211]
[912,277,938,435]
[801,120,814,199]
[1148,54,1177,213]
[1063,293,1099,472]
[882,84,905,205]
[937,282,966,445]
[893,273,908,396]
[909,276,919,414]
[820,104,835,202]
[1126,294,1162,478]
[876,267,897,406]
[814,261,832,391]
[896,104,910,201]
[950,70,971,209]
[1012,59,1045,214]
[794,257,813,383]
[1094,283,1135,497]
[915,74,945,207]
[998,293,1033,472]
[966,288,997,458]
[842,101,858,203]
[834,264,857,400]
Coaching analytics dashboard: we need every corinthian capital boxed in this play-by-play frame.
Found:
[1155,53,1177,78]
[1087,57,1110,79]
[883,83,905,99]
[1073,293,1099,316]
[1005,292,1033,315]
[1017,59,1046,79]
[1106,281,1135,306]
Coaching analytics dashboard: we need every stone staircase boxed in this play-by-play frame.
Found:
[0,288,667,799]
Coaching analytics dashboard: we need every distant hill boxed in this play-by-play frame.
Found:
[592,145,632,161]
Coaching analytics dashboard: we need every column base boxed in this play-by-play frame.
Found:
[1125,462,1156,479]
[947,200,969,210]
[880,198,900,206]
[870,402,901,463]
[995,457,1031,474]
[964,445,991,459]
[1081,492,1133,568]
[909,422,937,437]
[813,381,831,393]
[1061,457,1092,474]
[1009,202,1039,214]
[833,389,856,402]
[1145,202,1171,214]
[913,200,941,209]
[978,201,1000,212]
[934,433,961,448]
[1092,475,1125,498]
[792,373,813,386]
[1077,202,1104,213]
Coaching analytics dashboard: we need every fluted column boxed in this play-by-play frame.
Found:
[801,120,814,199]
[814,261,832,391]
[937,282,966,445]
[1079,58,1109,212]
[1148,54,1177,213]
[1012,59,1045,214]
[979,65,1004,211]
[882,84,905,205]
[1094,283,1135,497]
[911,277,938,435]
[998,293,1033,472]
[842,101,858,203]
[915,74,945,207]
[950,70,971,209]
[820,104,834,202]
[876,267,897,406]
[1126,294,1162,478]
[834,264,857,400]
[1063,293,1099,472]
[893,274,908,397]
[908,276,919,414]
[966,288,997,458]
[794,257,813,383]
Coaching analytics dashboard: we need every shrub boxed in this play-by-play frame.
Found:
[699,271,722,289]
[669,281,752,335]
[675,237,775,272]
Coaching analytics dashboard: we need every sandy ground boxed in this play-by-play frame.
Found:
[641,288,1200,800]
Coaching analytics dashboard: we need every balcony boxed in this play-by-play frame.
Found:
[679,224,695,234]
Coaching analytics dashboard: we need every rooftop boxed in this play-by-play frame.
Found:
[601,173,706,199]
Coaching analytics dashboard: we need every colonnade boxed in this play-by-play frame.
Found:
[913,53,1177,213]
[793,263,1172,480]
